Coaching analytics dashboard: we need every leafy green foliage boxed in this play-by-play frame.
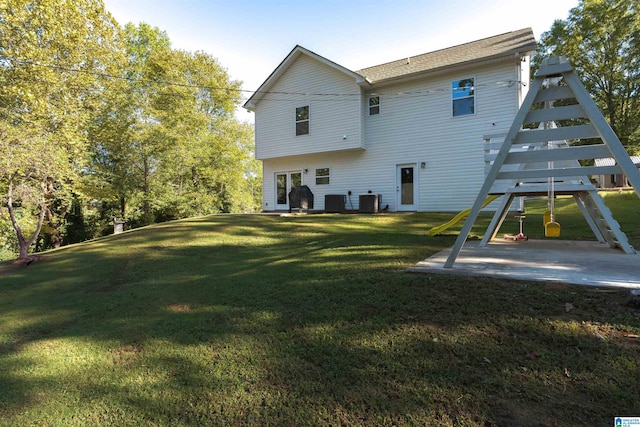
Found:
[0,0,123,257]
[0,209,18,259]
[534,0,640,153]
[87,22,258,229]
[1,2,260,258]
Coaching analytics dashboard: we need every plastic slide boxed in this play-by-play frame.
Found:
[427,195,500,236]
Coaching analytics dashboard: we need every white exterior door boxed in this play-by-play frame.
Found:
[396,164,417,211]
[275,171,302,210]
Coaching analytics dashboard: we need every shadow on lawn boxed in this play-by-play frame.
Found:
[1,213,639,425]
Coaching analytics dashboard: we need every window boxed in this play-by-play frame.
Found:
[296,106,309,135]
[315,168,330,185]
[369,96,379,115]
[452,78,475,117]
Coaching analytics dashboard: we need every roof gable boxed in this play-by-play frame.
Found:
[357,28,536,84]
[244,28,536,110]
[243,45,369,111]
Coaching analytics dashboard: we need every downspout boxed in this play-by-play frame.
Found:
[516,52,531,108]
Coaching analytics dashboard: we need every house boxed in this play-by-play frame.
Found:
[243,28,536,212]
[594,157,640,188]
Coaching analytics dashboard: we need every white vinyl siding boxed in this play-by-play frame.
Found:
[254,55,364,160]
[258,57,524,212]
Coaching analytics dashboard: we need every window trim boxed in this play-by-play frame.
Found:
[296,105,309,136]
[451,77,475,117]
[315,167,330,185]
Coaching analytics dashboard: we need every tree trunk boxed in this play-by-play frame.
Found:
[119,196,126,219]
[143,157,151,226]
[7,180,48,260]
[17,235,31,260]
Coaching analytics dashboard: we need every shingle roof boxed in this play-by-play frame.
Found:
[357,28,536,84]
[244,28,537,111]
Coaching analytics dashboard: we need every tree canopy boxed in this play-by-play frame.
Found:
[534,0,640,153]
[0,0,124,258]
[87,22,256,227]
[0,1,259,260]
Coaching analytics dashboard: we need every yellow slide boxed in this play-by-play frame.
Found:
[427,195,500,236]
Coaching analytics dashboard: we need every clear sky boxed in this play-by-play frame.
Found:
[103,0,579,120]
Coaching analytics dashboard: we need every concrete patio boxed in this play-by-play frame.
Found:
[408,239,640,289]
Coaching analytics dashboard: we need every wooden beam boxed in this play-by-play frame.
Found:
[533,85,574,104]
[497,165,621,180]
[534,60,574,77]
[524,104,586,124]
[503,144,612,164]
[479,194,514,246]
[514,124,599,144]
[502,183,597,194]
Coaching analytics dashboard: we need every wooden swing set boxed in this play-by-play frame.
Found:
[444,56,640,268]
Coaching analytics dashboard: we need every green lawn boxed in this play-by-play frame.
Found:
[1,192,639,426]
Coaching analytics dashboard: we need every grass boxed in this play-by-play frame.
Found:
[1,191,639,426]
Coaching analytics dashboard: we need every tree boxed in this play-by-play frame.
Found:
[0,0,124,258]
[88,22,253,226]
[150,49,252,216]
[534,0,640,153]
[2,7,259,256]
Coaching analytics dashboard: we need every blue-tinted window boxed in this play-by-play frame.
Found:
[452,78,475,117]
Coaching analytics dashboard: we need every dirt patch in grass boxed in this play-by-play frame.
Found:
[2,255,47,269]
[166,303,194,313]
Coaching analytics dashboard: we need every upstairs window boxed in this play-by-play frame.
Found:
[369,96,380,115]
[296,106,309,135]
[452,78,475,117]
[315,168,330,185]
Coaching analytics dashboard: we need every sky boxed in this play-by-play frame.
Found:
[103,0,579,121]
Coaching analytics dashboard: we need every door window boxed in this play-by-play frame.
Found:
[276,173,287,205]
[396,164,417,211]
[401,167,414,205]
[276,171,303,209]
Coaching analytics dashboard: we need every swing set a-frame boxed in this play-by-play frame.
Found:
[444,56,640,268]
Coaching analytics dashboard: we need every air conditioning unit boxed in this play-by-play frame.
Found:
[324,194,346,213]
[359,194,379,214]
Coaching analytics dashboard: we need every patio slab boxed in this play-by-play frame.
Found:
[408,239,640,289]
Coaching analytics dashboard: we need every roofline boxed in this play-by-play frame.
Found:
[243,45,369,111]
[359,29,534,70]
[368,46,536,87]
[243,28,536,110]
